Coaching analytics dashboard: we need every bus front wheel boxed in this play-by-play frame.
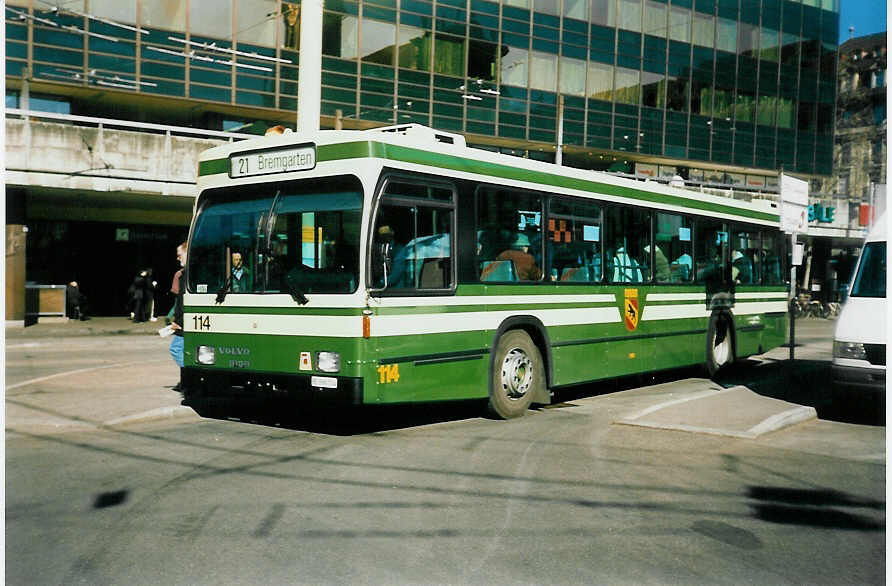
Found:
[705,312,735,378]
[488,330,544,419]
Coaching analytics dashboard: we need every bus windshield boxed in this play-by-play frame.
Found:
[849,242,886,298]
[189,176,362,295]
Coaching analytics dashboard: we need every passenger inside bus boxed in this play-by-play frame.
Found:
[732,249,754,284]
[496,232,542,281]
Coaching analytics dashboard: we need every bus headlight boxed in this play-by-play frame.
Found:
[316,351,341,373]
[833,341,866,360]
[197,345,216,365]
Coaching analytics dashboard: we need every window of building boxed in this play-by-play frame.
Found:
[534,0,560,16]
[737,21,758,57]
[559,56,586,96]
[590,0,616,27]
[641,71,665,107]
[756,95,776,126]
[837,173,849,195]
[873,139,884,163]
[140,0,186,30]
[501,45,529,88]
[468,40,498,81]
[548,198,602,283]
[361,18,397,65]
[530,51,558,92]
[669,5,690,43]
[781,32,799,67]
[587,61,614,100]
[666,76,689,111]
[563,0,588,21]
[6,90,19,109]
[434,34,465,76]
[716,17,736,53]
[614,67,640,104]
[777,97,795,128]
[30,94,71,114]
[190,1,232,39]
[840,143,851,166]
[398,25,432,71]
[323,13,359,59]
[617,0,642,33]
[693,12,714,48]
[760,27,779,62]
[92,0,137,25]
[238,0,277,47]
[644,0,666,38]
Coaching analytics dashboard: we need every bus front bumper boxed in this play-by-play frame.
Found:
[181,367,364,405]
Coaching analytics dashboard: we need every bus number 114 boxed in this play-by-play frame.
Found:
[192,315,211,331]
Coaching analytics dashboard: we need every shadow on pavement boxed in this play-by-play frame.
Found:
[185,395,488,435]
[718,359,885,427]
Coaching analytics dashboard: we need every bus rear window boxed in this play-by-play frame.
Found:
[850,242,886,298]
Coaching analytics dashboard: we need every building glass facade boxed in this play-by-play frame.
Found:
[6,0,839,175]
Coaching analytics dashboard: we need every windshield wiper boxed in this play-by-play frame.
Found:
[215,277,232,304]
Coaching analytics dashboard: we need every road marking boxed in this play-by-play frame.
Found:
[6,359,168,391]
[6,342,41,349]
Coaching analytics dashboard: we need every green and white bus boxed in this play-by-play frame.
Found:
[182,124,787,418]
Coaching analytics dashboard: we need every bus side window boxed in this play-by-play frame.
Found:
[548,197,601,283]
[605,206,650,283]
[373,180,455,291]
[476,187,543,282]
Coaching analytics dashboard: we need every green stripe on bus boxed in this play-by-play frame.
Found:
[198,140,779,222]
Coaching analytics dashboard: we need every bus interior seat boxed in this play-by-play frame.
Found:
[480,260,518,282]
[560,266,589,282]
[419,258,450,288]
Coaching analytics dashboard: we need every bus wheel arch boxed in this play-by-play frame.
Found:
[705,310,736,378]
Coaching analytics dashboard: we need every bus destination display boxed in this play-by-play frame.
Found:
[230,145,316,178]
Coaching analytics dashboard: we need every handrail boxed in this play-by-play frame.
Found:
[6,108,256,140]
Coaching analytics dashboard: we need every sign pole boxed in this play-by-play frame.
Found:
[780,172,809,362]
[790,234,796,361]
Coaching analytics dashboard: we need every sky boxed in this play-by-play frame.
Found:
[838,0,887,41]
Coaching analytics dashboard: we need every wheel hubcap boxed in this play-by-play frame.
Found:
[501,348,533,399]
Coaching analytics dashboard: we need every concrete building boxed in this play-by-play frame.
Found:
[803,31,886,302]
[5,0,842,318]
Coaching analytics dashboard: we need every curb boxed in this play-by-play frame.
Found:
[104,405,198,427]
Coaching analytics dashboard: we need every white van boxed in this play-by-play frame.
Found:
[832,213,886,398]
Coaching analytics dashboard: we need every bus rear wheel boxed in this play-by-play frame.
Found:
[488,330,544,419]
[705,312,735,378]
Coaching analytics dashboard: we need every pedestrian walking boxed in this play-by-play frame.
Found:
[169,243,187,392]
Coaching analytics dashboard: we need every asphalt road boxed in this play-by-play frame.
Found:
[5,322,886,585]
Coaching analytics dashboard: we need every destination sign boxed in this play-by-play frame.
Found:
[230,145,316,178]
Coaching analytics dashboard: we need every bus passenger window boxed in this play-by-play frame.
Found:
[655,212,693,283]
[605,206,650,283]
[372,180,455,290]
[477,187,543,282]
[695,219,727,283]
[548,198,601,283]
[731,228,760,285]
[761,230,784,285]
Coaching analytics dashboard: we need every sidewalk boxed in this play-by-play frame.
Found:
[6,316,164,339]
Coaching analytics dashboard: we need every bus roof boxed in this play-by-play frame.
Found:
[197,124,780,225]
